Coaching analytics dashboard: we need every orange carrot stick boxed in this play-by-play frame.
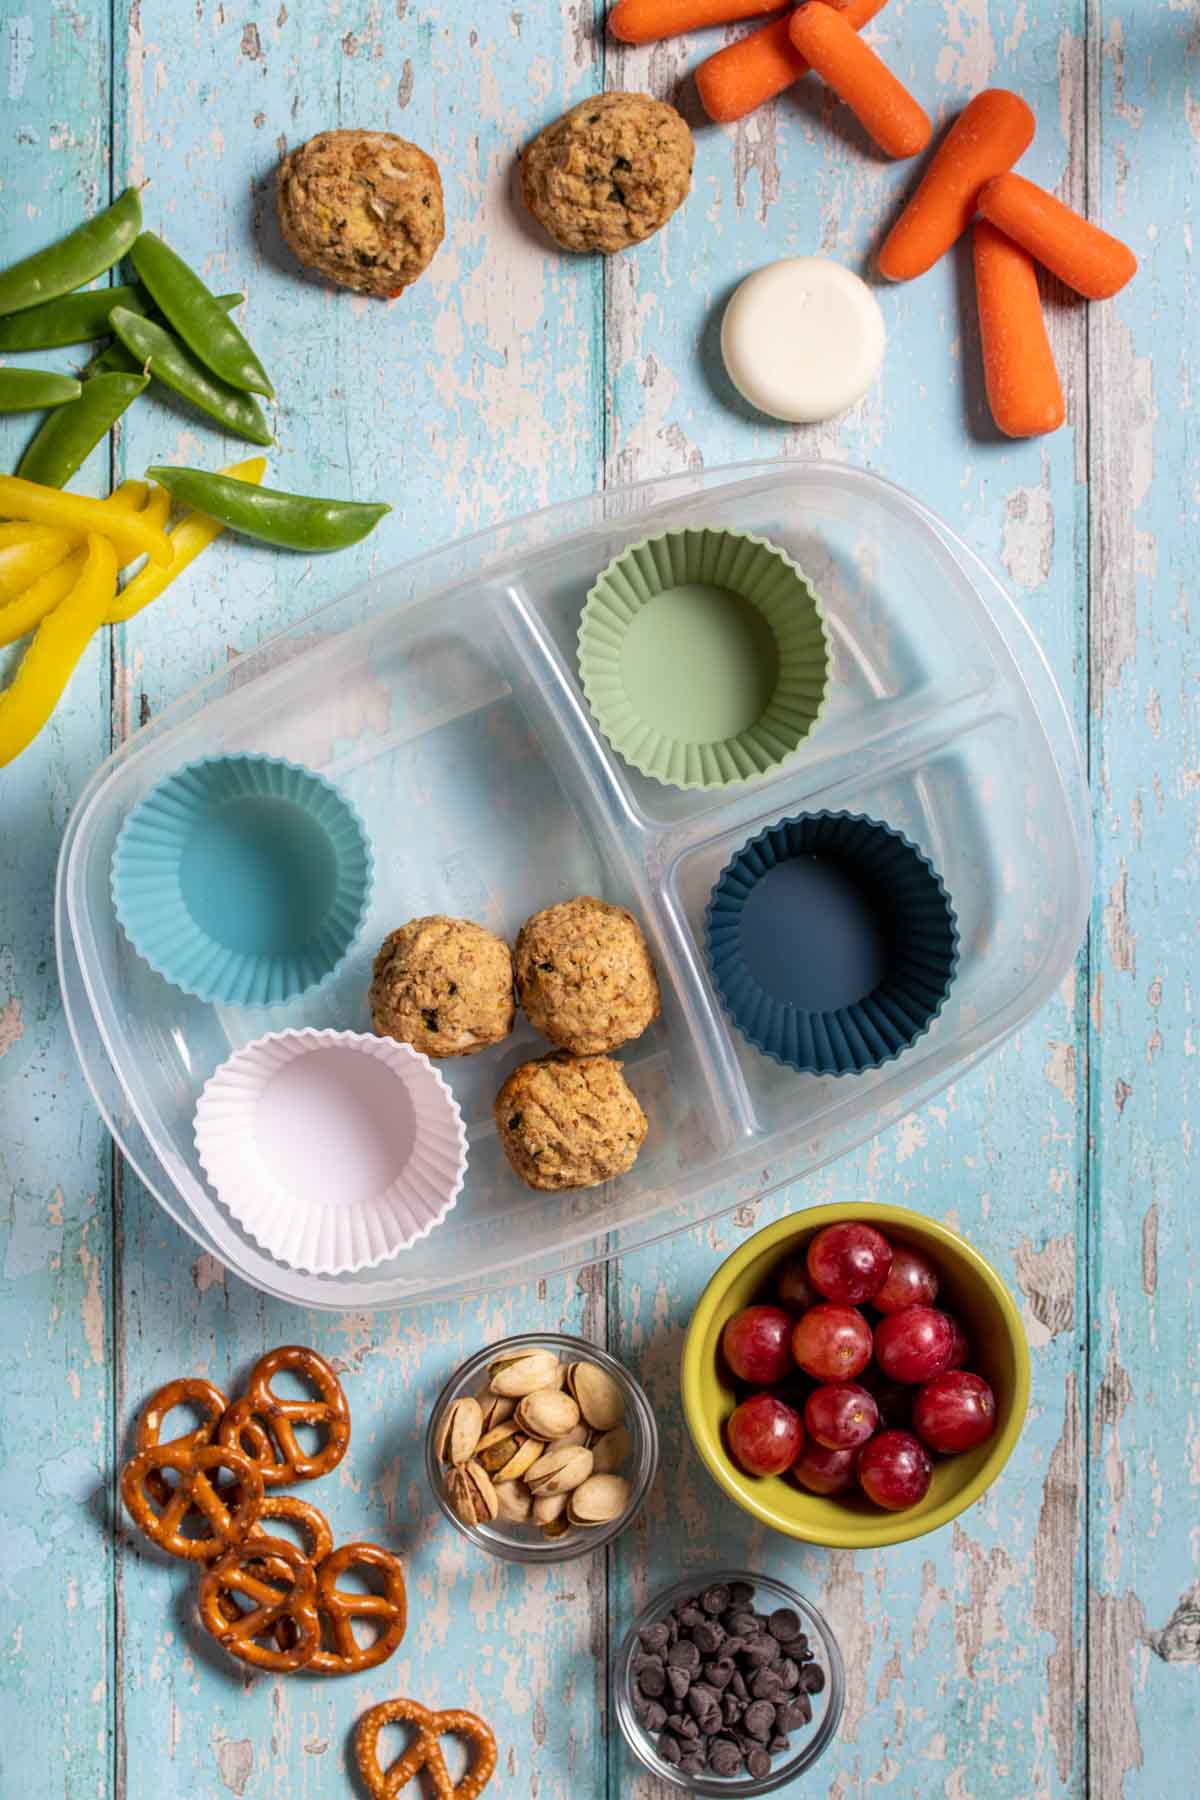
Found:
[789,2,931,158]
[973,219,1065,437]
[978,171,1137,300]
[696,0,888,125]
[609,0,782,44]
[878,89,1036,281]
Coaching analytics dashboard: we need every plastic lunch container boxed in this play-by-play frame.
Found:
[56,460,1090,1310]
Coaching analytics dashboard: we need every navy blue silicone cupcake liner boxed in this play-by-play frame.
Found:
[704,810,960,1077]
[112,752,374,1007]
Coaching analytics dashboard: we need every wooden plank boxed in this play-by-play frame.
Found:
[605,4,1091,1794]
[1086,2,1200,1791]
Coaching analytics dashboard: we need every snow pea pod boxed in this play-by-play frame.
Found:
[17,371,149,488]
[131,233,273,397]
[86,292,244,377]
[0,283,243,351]
[108,307,272,446]
[0,187,142,318]
[0,369,82,412]
[146,466,390,552]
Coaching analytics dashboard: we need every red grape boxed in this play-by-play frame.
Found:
[857,1429,933,1510]
[791,1304,873,1381]
[913,1370,996,1453]
[860,1365,913,1430]
[804,1382,879,1450]
[722,1305,795,1385]
[806,1221,893,1304]
[777,1255,820,1313]
[873,1243,939,1313]
[873,1305,957,1384]
[726,1393,805,1477]
[792,1439,859,1496]
[944,1317,968,1370]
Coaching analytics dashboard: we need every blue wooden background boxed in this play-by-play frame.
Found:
[1,1,1197,1794]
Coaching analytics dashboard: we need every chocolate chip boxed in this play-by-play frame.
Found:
[709,1738,743,1777]
[665,1711,686,1734]
[726,1609,758,1638]
[722,1692,741,1726]
[668,1639,700,1671]
[768,1607,802,1642]
[750,1667,786,1701]
[667,1665,691,1701]
[692,1620,725,1655]
[637,1664,665,1698]
[701,1583,730,1614]
[704,1657,734,1691]
[639,1622,670,1654]
[742,1634,781,1667]
[744,1700,776,1741]
[632,1650,664,1676]
[676,1604,704,1630]
[657,1731,682,1765]
[730,1669,748,1701]
[793,1633,811,1659]
[722,1634,746,1657]
[770,1733,790,1753]
[779,1695,812,1731]
[747,1746,772,1779]
[638,1699,666,1732]
[777,1657,800,1690]
[728,1580,755,1607]
[678,1754,704,1775]
[799,1662,826,1693]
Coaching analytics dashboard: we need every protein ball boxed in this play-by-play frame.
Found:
[370,916,513,1058]
[515,895,661,1054]
[495,1051,647,1191]
[520,92,693,254]
[276,128,444,298]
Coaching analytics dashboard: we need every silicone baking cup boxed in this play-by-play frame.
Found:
[194,1029,468,1275]
[704,811,959,1076]
[111,753,373,1006]
[578,528,830,789]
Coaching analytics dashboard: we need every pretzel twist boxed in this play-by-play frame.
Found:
[355,1698,497,1800]
[198,1535,320,1672]
[121,1442,263,1561]
[218,1346,350,1486]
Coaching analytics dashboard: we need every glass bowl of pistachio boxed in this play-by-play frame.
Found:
[426,1332,659,1562]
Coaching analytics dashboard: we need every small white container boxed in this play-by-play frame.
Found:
[194,1028,467,1275]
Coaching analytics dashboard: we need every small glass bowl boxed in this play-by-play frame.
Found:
[614,1569,845,1795]
[425,1331,659,1564]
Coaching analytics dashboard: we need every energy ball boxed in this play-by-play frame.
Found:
[370,916,513,1058]
[515,896,661,1054]
[276,129,444,298]
[520,92,693,254]
[495,1052,648,1191]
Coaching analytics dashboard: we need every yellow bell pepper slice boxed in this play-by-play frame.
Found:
[0,534,117,767]
[0,475,171,567]
[0,525,73,601]
[0,549,88,649]
[108,457,266,625]
[107,479,151,513]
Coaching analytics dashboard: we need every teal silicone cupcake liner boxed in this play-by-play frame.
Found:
[111,752,374,1007]
[704,810,959,1077]
[578,527,830,790]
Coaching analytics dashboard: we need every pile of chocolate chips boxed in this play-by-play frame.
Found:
[629,1579,825,1779]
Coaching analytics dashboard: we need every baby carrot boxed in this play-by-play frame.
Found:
[978,172,1137,300]
[789,1,930,158]
[878,89,1036,281]
[609,0,781,42]
[696,1,888,126]
[973,219,1065,438]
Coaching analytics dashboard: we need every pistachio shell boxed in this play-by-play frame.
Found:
[515,1389,581,1441]
[566,1473,631,1525]
[524,1443,594,1495]
[474,1387,516,1434]
[436,1396,483,1467]
[589,1423,631,1475]
[541,1515,572,1539]
[489,1350,562,1397]
[567,1360,625,1431]
[447,1460,498,1526]
[475,1424,525,1474]
[493,1436,543,1483]
[557,1423,592,1449]
[532,1491,568,1525]
[494,1481,533,1524]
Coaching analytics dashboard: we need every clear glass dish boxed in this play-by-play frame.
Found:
[425,1332,659,1563]
[613,1568,845,1793]
[56,459,1090,1308]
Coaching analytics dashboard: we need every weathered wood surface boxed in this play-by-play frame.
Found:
[0,0,1195,1794]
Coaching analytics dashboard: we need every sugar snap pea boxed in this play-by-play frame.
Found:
[0,187,142,318]
[0,283,243,351]
[131,233,273,398]
[109,307,272,446]
[85,292,244,378]
[17,371,149,488]
[0,369,82,412]
[146,466,390,552]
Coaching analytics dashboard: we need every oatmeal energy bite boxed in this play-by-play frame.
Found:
[370,916,514,1058]
[276,129,445,298]
[521,92,693,254]
[515,895,661,1055]
[496,1052,648,1191]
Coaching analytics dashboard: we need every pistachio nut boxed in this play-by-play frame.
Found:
[493,1481,533,1524]
[557,1423,592,1449]
[474,1386,516,1434]
[435,1396,483,1467]
[447,1459,499,1527]
[566,1473,631,1525]
[515,1389,581,1442]
[488,1349,561,1397]
[475,1424,542,1483]
[566,1360,625,1431]
[589,1423,631,1476]
[532,1490,568,1526]
[524,1443,594,1496]
[541,1514,572,1539]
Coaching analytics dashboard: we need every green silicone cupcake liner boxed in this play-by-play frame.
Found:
[578,526,830,791]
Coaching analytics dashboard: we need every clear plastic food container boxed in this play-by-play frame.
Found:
[56,460,1090,1309]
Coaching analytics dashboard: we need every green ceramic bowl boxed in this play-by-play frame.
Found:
[578,527,830,790]
[682,1205,1030,1548]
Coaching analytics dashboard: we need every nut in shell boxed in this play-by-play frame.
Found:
[532,1490,568,1526]
[541,1514,571,1539]
[474,1387,516,1434]
[525,1443,594,1496]
[488,1349,561,1397]
[494,1481,533,1524]
[567,1361,625,1431]
[590,1423,630,1475]
[447,1460,499,1527]
[557,1423,591,1449]
[436,1396,483,1467]
[476,1425,541,1483]
[515,1389,580,1441]
[566,1473,631,1526]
